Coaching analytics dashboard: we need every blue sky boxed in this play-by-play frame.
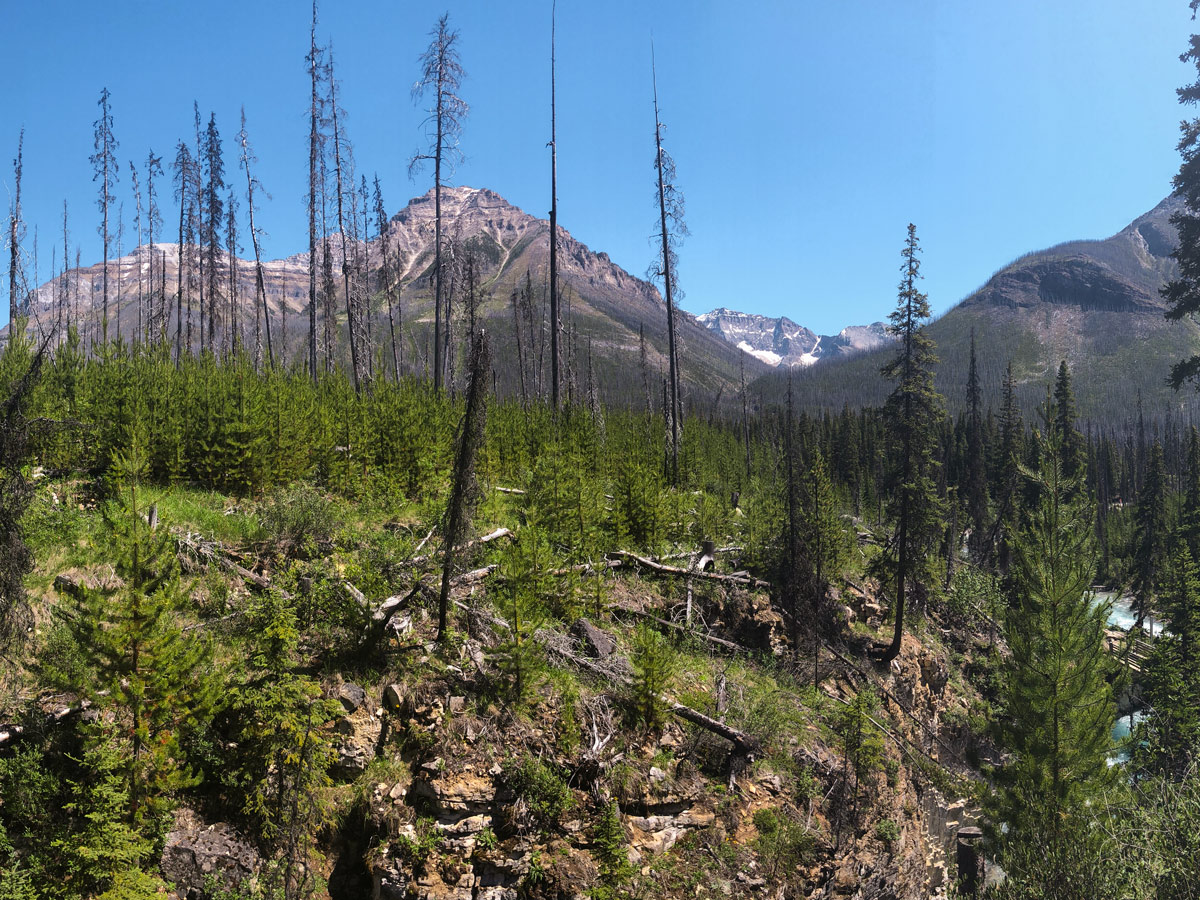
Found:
[2,0,1196,333]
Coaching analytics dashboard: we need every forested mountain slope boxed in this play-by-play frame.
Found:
[758,195,1200,427]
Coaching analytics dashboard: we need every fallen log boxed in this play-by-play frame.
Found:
[175,531,292,599]
[617,607,749,654]
[605,550,770,589]
[537,626,760,758]
[407,528,514,566]
[0,694,103,748]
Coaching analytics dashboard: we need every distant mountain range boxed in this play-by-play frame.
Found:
[764,194,1200,426]
[5,186,767,404]
[696,308,890,367]
[10,185,1200,427]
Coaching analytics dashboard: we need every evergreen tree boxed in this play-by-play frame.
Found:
[1133,441,1168,628]
[0,336,43,644]
[54,448,218,829]
[1164,6,1200,391]
[491,530,552,703]
[800,448,846,685]
[964,330,990,561]
[877,224,944,663]
[1052,360,1085,485]
[988,418,1116,890]
[1180,427,1200,560]
[201,113,225,353]
[230,590,338,900]
[992,363,1025,576]
[1140,546,1200,775]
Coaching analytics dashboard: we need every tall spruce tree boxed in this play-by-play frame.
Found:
[988,415,1116,893]
[877,224,944,663]
[201,114,225,353]
[964,330,990,561]
[410,13,467,392]
[993,361,1024,575]
[1052,360,1085,486]
[1140,546,1200,775]
[1133,441,1168,628]
[1164,4,1200,390]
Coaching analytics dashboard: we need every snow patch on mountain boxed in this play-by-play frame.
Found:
[700,308,890,367]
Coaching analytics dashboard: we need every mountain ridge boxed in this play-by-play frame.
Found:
[697,307,890,367]
[5,185,768,403]
[759,194,1200,426]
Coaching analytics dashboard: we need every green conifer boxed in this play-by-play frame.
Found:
[877,224,944,662]
[55,447,218,828]
[988,417,1116,888]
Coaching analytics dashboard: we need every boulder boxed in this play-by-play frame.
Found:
[383,684,412,716]
[160,811,259,900]
[571,618,616,659]
[338,682,368,712]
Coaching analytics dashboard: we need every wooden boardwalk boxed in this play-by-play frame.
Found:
[1104,626,1156,675]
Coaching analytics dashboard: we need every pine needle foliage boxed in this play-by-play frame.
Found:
[876,223,945,662]
[988,417,1117,888]
[53,447,219,830]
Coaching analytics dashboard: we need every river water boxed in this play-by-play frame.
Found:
[1092,590,1162,764]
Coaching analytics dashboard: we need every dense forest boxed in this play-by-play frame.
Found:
[5,4,1200,900]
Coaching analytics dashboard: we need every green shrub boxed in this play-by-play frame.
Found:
[752,807,815,878]
[258,483,337,553]
[630,623,677,728]
[504,756,574,831]
[394,818,443,873]
[875,818,900,848]
[591,800,632,885]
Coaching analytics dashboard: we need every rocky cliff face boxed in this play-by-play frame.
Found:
[697,308,890,367]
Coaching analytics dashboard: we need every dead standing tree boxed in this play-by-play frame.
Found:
[327,49,366,392]
[374,177,402,382]
[9,129,24,327]
[145,151,165,342]
[91,88,119,344]
[548,0,561,411]
[306,1,323,383]
[650,54,687,485]
[410,13,467,393]
[437,329,491,642]
[238,108,274,369]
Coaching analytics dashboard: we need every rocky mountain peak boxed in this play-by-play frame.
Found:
[698,308,889,367]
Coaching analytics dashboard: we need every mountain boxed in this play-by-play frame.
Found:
[760,195,1200,426]
[696,307,890,367]
[5,186,767,404]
